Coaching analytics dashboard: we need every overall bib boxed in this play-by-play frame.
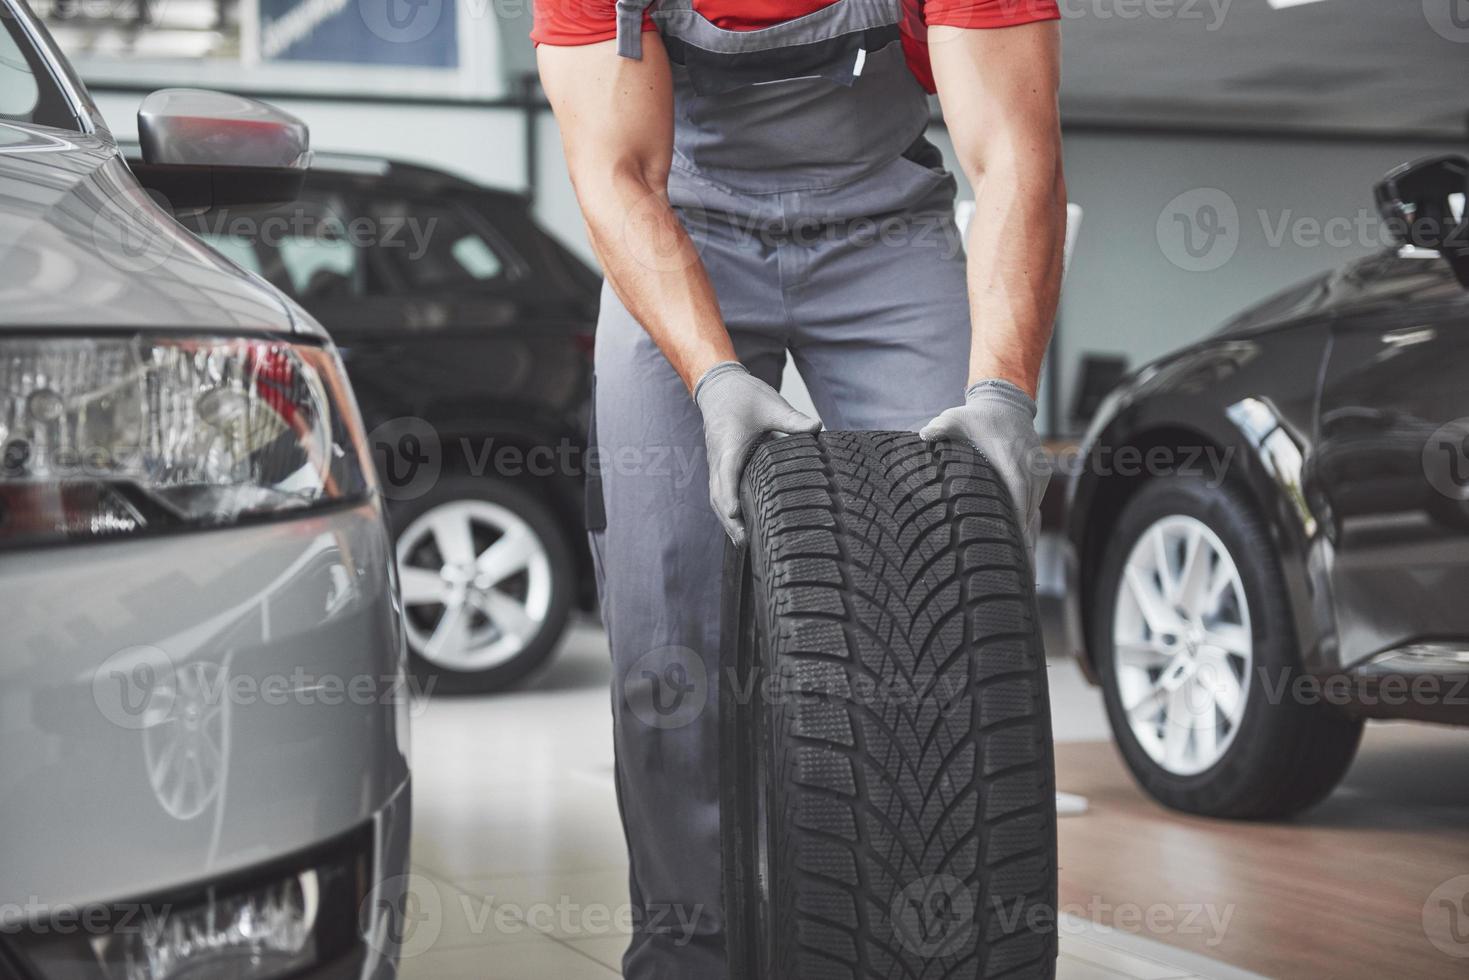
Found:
[590,3,971,975]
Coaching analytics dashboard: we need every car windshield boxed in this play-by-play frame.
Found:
[0,3,78,131]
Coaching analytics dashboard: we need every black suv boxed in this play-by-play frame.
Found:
[1064,155,1469,819]
[174,154,602,694]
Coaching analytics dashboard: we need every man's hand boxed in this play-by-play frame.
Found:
[921,381,1051,562]
[926,22,1063,566]
[695,362,821,546]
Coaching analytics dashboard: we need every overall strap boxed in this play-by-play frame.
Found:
[616,0,657,58]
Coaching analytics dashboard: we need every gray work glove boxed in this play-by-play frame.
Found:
[694,361,821,547]
[920,379,1052,565]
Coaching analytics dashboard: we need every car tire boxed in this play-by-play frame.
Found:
[1092,474,1364,819]
[722,432,1057,980]
[389,477,575,695]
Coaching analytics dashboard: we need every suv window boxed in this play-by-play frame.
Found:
[190,191,365,304]
[278,232,359,298]
[0,7,78,130]
[368,198,521,291]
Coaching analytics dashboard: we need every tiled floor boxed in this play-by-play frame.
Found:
[401,619,1253,980]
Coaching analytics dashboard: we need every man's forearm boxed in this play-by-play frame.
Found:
[538,37,735,393]
[576,167,736,391]
[928,21,1065,400]
[964,160,1067,398]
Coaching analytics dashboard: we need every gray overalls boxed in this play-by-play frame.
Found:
[590,3,971,976]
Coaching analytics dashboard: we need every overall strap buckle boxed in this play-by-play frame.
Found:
[616,0,656,59]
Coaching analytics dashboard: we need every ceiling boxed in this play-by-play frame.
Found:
[1057,0,1469,139]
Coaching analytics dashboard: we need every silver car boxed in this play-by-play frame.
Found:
[0,2,410,977]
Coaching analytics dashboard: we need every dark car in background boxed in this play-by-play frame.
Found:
[167,155,602,694]
[1064,155,1469,820]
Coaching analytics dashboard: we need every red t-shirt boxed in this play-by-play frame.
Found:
[531,0,1059,93]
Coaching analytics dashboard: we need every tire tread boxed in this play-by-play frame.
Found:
[738,432,1057,980]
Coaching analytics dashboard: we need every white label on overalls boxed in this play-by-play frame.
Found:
[853,47,867,77]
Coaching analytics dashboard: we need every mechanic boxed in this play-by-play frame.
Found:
[534,0,1065,975]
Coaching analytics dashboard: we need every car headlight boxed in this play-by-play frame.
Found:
[0,335,374,546]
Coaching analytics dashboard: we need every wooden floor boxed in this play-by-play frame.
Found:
[1055,723,1469,979]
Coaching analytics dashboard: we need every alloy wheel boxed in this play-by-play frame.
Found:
[1112,514,1253,776]
[396,500,553,672]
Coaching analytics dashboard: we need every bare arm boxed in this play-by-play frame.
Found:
[929,21,1066,399]
[537,36,735,391]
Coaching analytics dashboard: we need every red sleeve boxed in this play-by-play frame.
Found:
[530,0,656,45]
[924,0,1060,29]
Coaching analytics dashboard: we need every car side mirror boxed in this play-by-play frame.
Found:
[131,89,310,212]
[1374,155,1469,287]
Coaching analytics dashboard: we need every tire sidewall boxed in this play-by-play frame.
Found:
[389,476,575,695]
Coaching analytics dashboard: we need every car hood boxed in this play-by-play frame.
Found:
[0,123,311,336]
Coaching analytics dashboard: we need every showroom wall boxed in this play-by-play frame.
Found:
[91,89,1451,432]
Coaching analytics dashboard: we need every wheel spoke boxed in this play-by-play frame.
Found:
[1114,640,1171,667]
[1203,560,1235,616]
[475,589,537,642]
[1163,686,1193,768]
[149,730,179,785]
[428,508,476,567]
[1176,529,1213,616]
[195,730,223,776]
[425,599,473,661]
[400,566,450,606]
[1124,681,1167,725]
[1151,527,1179,602]
[1125,565,1181,637]
[1198,650,1245,721]
[1192,689,1219,758]
[475,524,536,585]
[1207,623,1251,658]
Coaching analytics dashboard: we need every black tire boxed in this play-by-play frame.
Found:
[389,477,575,695]
[722,432,1057,980]
[1092,474,1364,819]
